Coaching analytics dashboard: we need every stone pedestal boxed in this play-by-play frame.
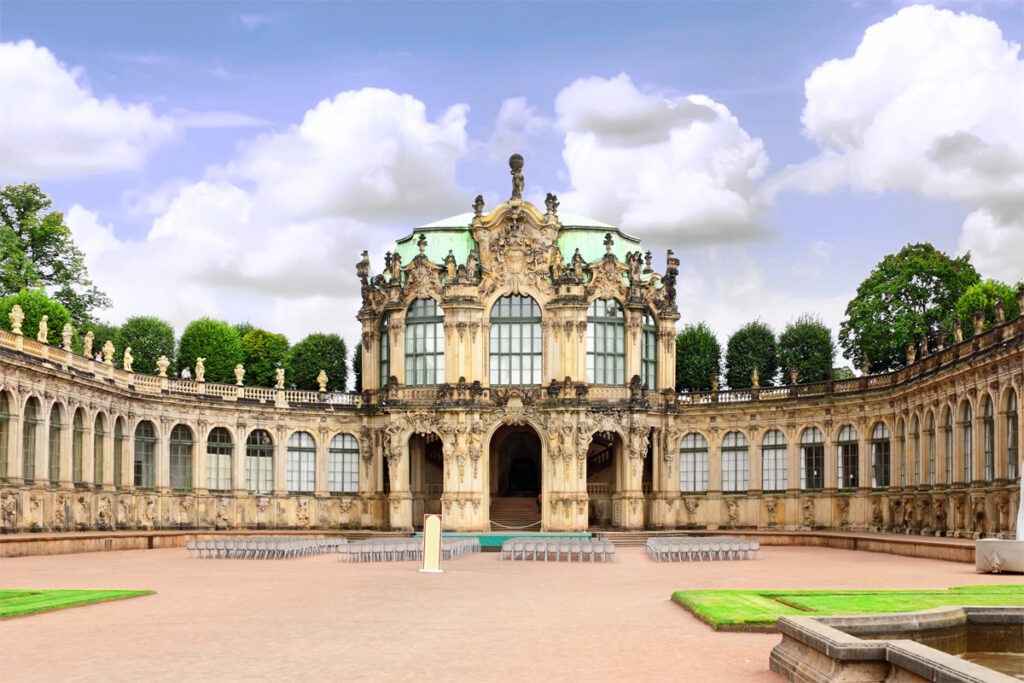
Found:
[975,538,1024,573]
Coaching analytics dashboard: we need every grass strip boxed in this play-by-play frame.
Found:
[0,589,154,619]
[672,585,1024,632]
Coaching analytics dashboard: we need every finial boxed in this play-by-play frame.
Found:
[509,153,524,201]
[417,233,427,254]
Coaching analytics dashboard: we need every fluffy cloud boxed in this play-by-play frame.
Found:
[0,40,177,179]
[554,74,769,247]
[769,5,1024,281]
[485,97,549,160]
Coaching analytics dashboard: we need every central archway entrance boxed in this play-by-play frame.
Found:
[489,425,542,531]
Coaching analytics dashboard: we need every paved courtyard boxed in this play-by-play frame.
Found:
[0,544,1012,682]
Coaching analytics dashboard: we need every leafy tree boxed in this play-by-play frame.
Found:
[839,243,979,372]
[177,318,243,384]
[286,333,348,391]
[75,320,120,356]
[778,314,834,384]
[240,328,290,388]
[233,321,255,339]
[0,183,111,325]
[953,279,1021,336]
[675,322,721,391]
[114,316,175,374]
[725,321,778,389]
[353,341,363,393]
[833,366,855,381]
[0,289,71,346]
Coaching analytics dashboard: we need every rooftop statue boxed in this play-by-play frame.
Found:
[37,315,48,343]
[509,153,524,201]
[8,304,23,335]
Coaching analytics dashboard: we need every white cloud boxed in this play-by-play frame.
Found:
[554,74,770,247]
[790,240,834,280]
[769,5,1024,281]
[170,109,270,129]
[486,97,549,159]
[958,207,1024,284]
[0,40,177,180]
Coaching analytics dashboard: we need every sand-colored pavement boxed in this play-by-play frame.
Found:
[0,545,1014,682]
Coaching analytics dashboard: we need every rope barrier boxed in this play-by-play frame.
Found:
[488,520,542,530]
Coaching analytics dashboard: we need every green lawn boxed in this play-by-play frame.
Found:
[0,589,154,619]
[672,584,1024,632]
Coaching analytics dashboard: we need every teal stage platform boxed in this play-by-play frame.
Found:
[411,532,592,550]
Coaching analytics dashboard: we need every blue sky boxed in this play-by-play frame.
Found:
[2,1,1022,371]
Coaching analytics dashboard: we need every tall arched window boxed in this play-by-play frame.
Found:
[405,299,444,386]
[378,313,390,388]
[169,425,193,491]
[0,392,10,480]
[287,432,315,493]
[982,396,994,481]
[837,425,858,489]
[1008,390,1019,481]
[113,419,124,488]
[721,431,749,492]
[489,294,542,386]
[641,310,657,390]
[871,422,890,489]
[586,298,625,385]
[48,405,62,483]
[679,433,708,493]
[926,413,936,486]
[22,398,39,482]
[800,427,824,490]
[207,427,233,491]
[93,415,105,487]
[328,433,359,494]
[761,429,787,492]
[72,409,85,485]
[246,430,273,494]
[134,421,156,488]
[911,417,921,487]
[962,402,973,484]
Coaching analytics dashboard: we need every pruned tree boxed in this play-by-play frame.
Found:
[114,316,175,374]
[177,318,243,384]
[240,328,290,388]
[0,289,71,346]
[286,333,348,391]
[725,321,778,389]
[675,322,721,391]
[778,314,834,385]
[953,279,1021,336]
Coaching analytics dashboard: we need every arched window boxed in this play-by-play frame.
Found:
[48,405,62,483]
[0,392,10,480]
[944,409,953,486]
[962,402,973,484]
[134,421,156,488]
[328,433,359,494]
[982,396,994,481]
[926,414,936,486]
[800,427,824,490]
[287,431,315,493]
[93,415,105,487]
[721,431,749,492]
[587,299,625,385]
[379,313,390,388]
[169,425,193,491]
[1008,390,1019,481]
[911,417,920,487]
[207,428,233,491]
[489,294,542,386]
[22,398,39,482]
[404,299,444,386]
[72,409,85,485]
[871,422,890,489]
[837,425,858,489]
[679,433,708,493]
[246,430,273,494]
[113,419,125,488]
[761,429,787,492]
[641,310,657,390]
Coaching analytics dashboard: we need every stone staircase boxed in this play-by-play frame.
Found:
[592,531,650,547]
[489,497,541,532]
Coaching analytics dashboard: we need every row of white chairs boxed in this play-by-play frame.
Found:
[187,536,346,559]
[645,536,759,562]
[338,537,481,563]
[499,537,616,562]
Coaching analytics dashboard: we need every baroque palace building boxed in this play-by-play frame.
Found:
[0,156,1021,537]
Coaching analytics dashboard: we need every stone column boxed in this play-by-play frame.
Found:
[273,426,287,496]
[194,421,208,496]
[315,428,329,496]
[232,424,246,495]
[82,413,95,487]
[155,418,171,491]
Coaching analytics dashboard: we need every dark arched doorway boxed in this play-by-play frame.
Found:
[489,425,542,531]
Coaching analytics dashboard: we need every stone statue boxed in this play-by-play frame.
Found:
[195,358,206,382]
[83,330,94,358]
[711,374,719,393]
[156,355,169,377]
[751,366,759,388]
[571,248,584,280]
[123,347,133,372]
[627,251,642,284]
[37,315,48,343]
[953,315,963,343]
[234,363,245,386]
[765,497,778,526]
[465,248,479,282]
[789,367,799,385]
[356,250,370,285]
[472,194,484,217]
[9,304,24,335]
[417,233,427,255]
[317,369,328,391]
[861,354,871,376]
[509,153,524,201]
[444,250,457,280]
[275,367,285,389]
[61,323,73,349]
[544,192,559,214]
[550,245,563,280]
[726,499,739,526]
[389,251,402,281]
[906,342,917,365]
[102,340,114,365]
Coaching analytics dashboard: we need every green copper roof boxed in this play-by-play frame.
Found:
[394,227,476,265]
[557,227,641,264]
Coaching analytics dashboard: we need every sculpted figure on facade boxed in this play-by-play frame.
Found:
[195,357,206,382]
[37,315,48,343]
[62,323,73,349]
[1,492,17,530]
[103,340,115,365]
[123,347,133,372]
[801,497,815,527]
[9,303,24,335]
[764,497,778,527]
[509,153,524,201]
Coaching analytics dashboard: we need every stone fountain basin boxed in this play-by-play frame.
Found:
[976,538,1024,573]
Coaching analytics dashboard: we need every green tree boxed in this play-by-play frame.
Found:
[778,314,835,385]
[0,289,71,346]
[75,320,120,356]
[953,279,1021,336]
[675,322,721,391]
[1,183,111,325]
[177,318,243,384]
[240,328,290,388]
[839,243,979,372]
[353,341,363,393]
[833,366,855,381]
[114,316,175,374]
[725,321,778,389]
[286,333,348,391]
